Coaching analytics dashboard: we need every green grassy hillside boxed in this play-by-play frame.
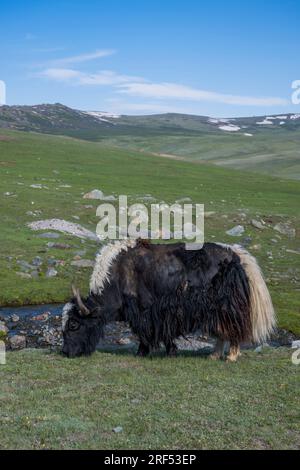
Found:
[0,129,299,333]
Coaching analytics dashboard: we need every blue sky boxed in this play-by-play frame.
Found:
[1,0,300,116]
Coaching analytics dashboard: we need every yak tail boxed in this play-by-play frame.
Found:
[231,245,276,344]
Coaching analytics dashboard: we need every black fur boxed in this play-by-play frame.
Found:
[62,241,251,358]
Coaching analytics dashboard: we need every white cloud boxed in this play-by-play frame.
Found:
[117,82,288,106]
[51,49,116,66]
[40,68,144,86]
[40,68,82,80]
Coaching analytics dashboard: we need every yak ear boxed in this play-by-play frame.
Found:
[71,284,90,316]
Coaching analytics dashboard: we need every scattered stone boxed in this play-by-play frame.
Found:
[74,249,86,256]
[30,270,40,279]
[32,312,50,322]
[251,219,265,230]
[16,272,32,279]
[17,260,34,272]
[270,239,278,244]
[46,268,58,278]
[47,258,58,266]
[175,197,192,203]
[72,215,80,220]
[286,249,300,255]
[46,242,71,249]
[11,314,20,323]
[274,222,296,238]
[83,205,94,209]
[241,236,252,247]
[226,225,245,237]
[254,346,263,353]
[83,189,104,200]
[9,335,26,350]
[204,211,216,218]
[71,259,95,268]
[32,256,43,267]
[112,426,123,433]
[291,340,300,349]
[38,232,60,239]
[131,398,141,405]
[116,337,132,345]
[250,244,261,251]
[28,219,98,241]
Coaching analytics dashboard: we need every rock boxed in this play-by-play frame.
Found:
[131,398,141,404]
[46,242,71,249]
[17,260,34,271]
[274,222,296,238]
[291,340,300,349]
[175,197,192,203]
[47,258,58,266]
[74,249,86,256]
[112,426,123,433]
[72,215,80,220]
[241,236,252,247]
[46,268,58,278]
[83,205,94,209]
[32,312,50,322]
[30,270,40,278]
[226,225,245,236]
[16,272,32,279]
[29,219,98,241]
[11,314,19,323]
[38,232,60,239]
[9,335,26,350]
[71,259,95,268]
[286,249,300,255]
[251,219,265,230]
[204,211,216,218]
[101,195,116,201]
[254,346,263,353]
[250,244,261,251]
[32,256,43,266]
[83,189,104,199]
[116,337,132,345]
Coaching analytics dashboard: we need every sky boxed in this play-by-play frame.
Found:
[1,0,300,117]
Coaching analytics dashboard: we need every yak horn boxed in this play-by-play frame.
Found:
[72,285,90,316]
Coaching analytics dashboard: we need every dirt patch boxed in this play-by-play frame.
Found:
[0,135,14,142]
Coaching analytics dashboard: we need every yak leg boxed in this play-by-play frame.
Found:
[165,341,178,357]
[226,343,241,362]
[136,342,150,357]
[210,339,226,360]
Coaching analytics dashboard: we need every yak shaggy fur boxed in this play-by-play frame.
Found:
[62,239,275,358]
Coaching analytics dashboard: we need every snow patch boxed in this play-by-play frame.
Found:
[218,124,241,132]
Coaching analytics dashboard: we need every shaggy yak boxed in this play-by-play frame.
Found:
[62,239,275,360]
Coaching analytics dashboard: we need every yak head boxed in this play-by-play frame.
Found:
[61,286,103,358]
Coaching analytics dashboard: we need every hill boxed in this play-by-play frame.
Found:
[1,104,300,179]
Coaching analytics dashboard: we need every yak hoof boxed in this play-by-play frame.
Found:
[136,344,150,357]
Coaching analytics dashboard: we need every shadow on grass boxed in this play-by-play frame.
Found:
[95,344,213,359]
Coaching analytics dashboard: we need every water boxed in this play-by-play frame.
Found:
[0,304,64,319]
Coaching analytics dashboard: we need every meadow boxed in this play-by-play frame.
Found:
[0,129,299,450]
[0,129,299,333]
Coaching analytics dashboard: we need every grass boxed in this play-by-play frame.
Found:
[0,347,299,450]
[0,129,299,334]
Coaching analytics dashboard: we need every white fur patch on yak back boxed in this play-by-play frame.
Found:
[62,302,73,331]
[230,244,276,343]
[90,239,137,295]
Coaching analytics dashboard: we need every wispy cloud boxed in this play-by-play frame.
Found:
[117,82,288,107]
[50,49,116,66]
[40,68,144,85]
[38,53,288,108]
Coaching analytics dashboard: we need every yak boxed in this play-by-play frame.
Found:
[61,239,275,360]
